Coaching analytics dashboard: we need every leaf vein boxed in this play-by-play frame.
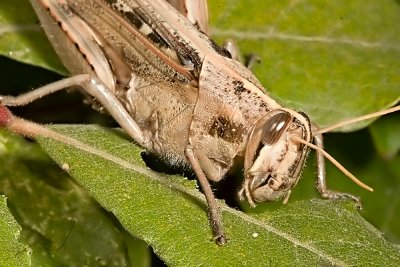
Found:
[211,29,400,50]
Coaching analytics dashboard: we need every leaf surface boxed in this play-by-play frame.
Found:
[209,0,400,130]
[0,130,150,266]
[33,125,400,266]
[0,195,31,267]
[369,113,400,160]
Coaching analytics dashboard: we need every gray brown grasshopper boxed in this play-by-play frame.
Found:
[1,0,398,245]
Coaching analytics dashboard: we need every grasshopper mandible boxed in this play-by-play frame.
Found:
[1,0,399,245]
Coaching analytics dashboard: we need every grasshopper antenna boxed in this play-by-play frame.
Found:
[299,104,399,191]
[291,136,373,192]
[315,105,400,135]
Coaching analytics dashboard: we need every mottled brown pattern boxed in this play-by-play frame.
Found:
[208,116,244,143]
[232,80,248,96]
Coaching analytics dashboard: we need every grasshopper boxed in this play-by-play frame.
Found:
[1,0,399,245]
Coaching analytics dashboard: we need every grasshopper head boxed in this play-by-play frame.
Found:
[239,109,312,207]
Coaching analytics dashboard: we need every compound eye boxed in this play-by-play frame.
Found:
[262,112,292,145]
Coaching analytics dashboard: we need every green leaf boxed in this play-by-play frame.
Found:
[0,0,65,74]
[0,130,150,266]
[369,113,400,160]
[0,195,31,267]
[209,0,400,130]
[31,124,399,266]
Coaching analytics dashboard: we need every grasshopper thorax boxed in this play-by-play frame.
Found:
[240,109,312,207]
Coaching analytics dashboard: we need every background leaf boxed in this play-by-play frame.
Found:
[0,130,151,266]
[209,0,400,130]
[0,195,31,267]
[369,113,400,160]
[0,0,65,74]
